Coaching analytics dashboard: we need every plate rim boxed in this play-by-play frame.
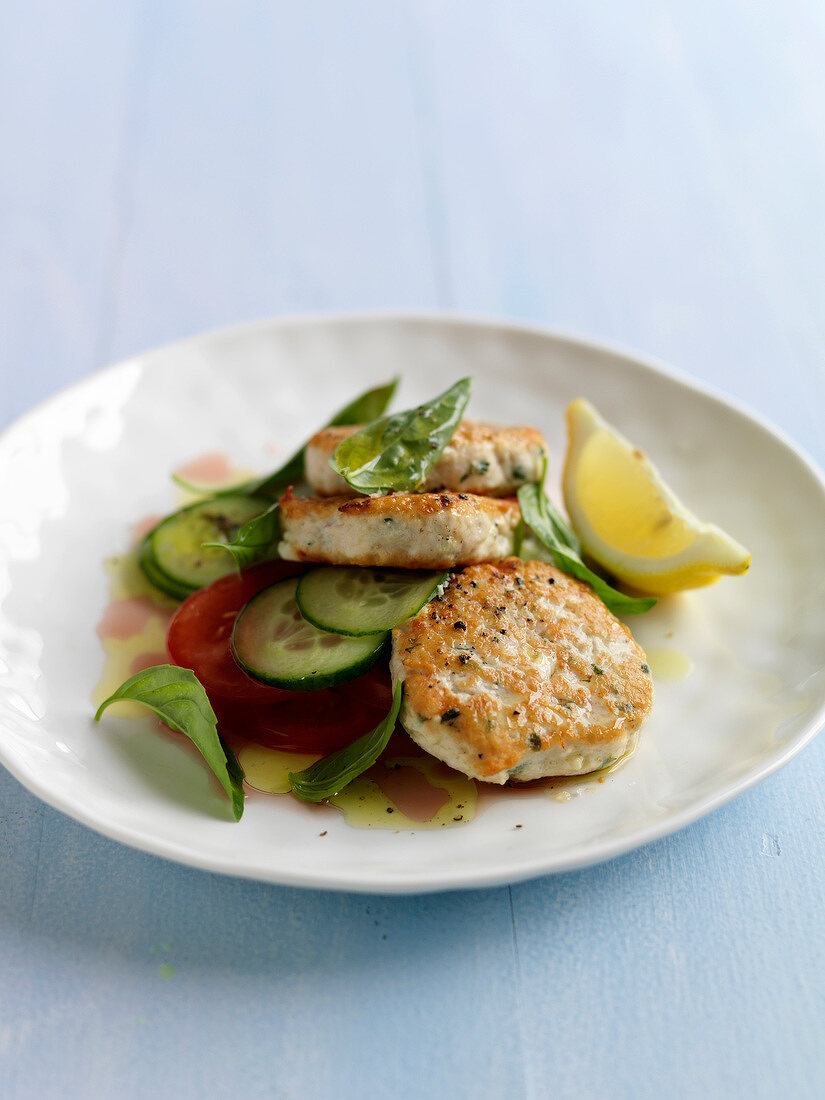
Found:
[2,310,825,894]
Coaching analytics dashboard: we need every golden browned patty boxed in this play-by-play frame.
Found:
[390,558,653,783]
[277,490,521,568]
[304,419,548,497]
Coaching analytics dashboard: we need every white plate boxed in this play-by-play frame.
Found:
[2,315,824,894]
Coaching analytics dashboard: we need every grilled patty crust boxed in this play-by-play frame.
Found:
[304,419,548,497]
[278,490,521,569]
[390,558,653,783]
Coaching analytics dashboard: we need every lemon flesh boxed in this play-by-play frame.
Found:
[562,399,751,596]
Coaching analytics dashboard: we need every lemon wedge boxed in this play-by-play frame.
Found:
[562,398,751,595]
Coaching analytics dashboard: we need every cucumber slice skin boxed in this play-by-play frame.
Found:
[147,495,266,593]
[138,534,199,601]
[231,578,388,691]
[296,567,449,637]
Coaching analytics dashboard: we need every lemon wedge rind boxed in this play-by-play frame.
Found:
[562,398,751,597]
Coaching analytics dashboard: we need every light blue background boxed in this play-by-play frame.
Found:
[2,3,824,1097]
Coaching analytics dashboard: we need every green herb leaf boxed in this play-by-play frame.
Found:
[221,737,246,822]
[517,483,656,616]
[327,377,402,427]
[94,664,245,820]
[202,501,281,571]
[513,515,526,558]
[330,378,472,495]
[248,378,400,500]
[288,682,403,802]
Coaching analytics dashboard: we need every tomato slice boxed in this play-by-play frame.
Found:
[167,561,396,753]
[166,560,306,702]
[213,665,394,754]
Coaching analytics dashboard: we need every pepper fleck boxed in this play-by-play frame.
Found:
[548,577,555,585]
[441,708,461,722]
[454,621,467,630]
[458,653,470,664]
[641,663,650,674]
[527,733,542,750]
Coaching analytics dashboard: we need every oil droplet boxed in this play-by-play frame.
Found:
[239,744,320,794]
[235,742,478,829]
[371,762,449,819]
[105,547,176,604]
[645,646,693,681]
[93,551,176,718]
[158,964,176,980]
[331,754,477,829]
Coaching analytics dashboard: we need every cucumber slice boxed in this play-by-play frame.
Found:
[296,567,448,637]
[145,495,267,594]
[138,535,198,600]
[232,577,387,690]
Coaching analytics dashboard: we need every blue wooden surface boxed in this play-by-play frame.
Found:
[2,3,824,1097]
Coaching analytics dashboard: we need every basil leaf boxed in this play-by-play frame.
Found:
[330,378,472,495]
[221,737,246,822]
[513,514,526,558]
[203,501,281,571]
[288,682,403,802]
[517,484,656,616]
[248,377,400,500]
[327,377,401,427]
[94,664,245,820]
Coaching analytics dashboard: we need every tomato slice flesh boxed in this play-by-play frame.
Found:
[166,561,396,754]
[213,665,394,754]
[166,561,306,703]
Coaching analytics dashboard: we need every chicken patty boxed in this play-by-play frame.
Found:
[304,420,547,497]
[278,490,520,568]
[390,558,653,783]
